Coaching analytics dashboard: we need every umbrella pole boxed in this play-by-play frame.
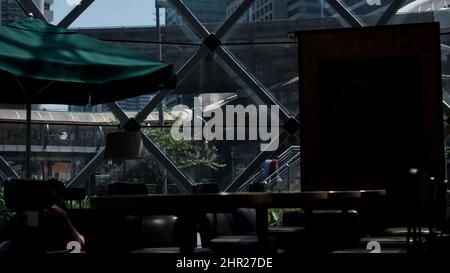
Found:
[26,102,31,179]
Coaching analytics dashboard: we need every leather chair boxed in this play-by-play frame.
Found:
[3,178,72,253]
[281,209,362,253]
[106,182,210,254]
[202,208,277,255]
[108,182,148,195]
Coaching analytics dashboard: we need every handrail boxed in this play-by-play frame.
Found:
[237,145,300,192]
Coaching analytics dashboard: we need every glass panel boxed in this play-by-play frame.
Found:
[139,55,295,190]
[92,153,184,195]
[165,0,228,31]
[443,32,450,101]
[225,43,299,115]
[435,8,450,28]
[339,0,392,15]
[0,119,117,182]
[1,0,26,26]
[1,0,58,26]
[221,2,341,43]
[441,31,450,188]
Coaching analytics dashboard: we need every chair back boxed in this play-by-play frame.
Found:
[108,182,148,195]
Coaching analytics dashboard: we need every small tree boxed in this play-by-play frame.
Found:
[143,128,226,170]
[0,189,13,221]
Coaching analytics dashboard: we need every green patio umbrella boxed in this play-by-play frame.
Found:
[0,18,176,177]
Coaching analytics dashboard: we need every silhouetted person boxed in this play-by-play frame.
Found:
[7,179,85,253]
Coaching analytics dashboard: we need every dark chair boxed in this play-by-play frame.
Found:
[130,215,183,253]
[108,182,148,195]
[200,208,277,254]
[193,182,220,194]
[280,209,362,253]
[2,178,70,253]
[403,169,435,245]
[106,182,194,253]
[0,218,11,250]
[358,169,441,253]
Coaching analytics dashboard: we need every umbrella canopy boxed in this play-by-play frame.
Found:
[0,18,176,105]
[0,18,176,178]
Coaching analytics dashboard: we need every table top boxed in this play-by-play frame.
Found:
[89,190,386,211]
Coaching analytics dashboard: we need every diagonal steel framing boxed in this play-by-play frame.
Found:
[216,47,290,123]
[376,0,408,26]
[225,130,291,192]
[105,102,130,126]
[15,0,47,21]
[66,148,105,188]
[11,0,298,191]
[67,0,295,191]
[58,0,95,28]
[8,0,417,192]
[166,1,296,192]
[7,0,446,194]
[215,0,256,39]
[68,101,195,191]
[140,133,193,192]
[167,0,210,39]
[0,155,19,179]
[109,102,194,191]
[108,102,194,192]
[135,46,210,123]
[325,0,365,27]
[132,0,292,191]
[67,46,211,190]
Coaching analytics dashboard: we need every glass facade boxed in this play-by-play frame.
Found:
[0,0,449,195]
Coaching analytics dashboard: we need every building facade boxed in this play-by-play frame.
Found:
[0,0,53,26]
[69,95,153,112]
[166,0,233,25]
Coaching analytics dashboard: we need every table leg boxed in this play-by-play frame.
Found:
[256,207,268,244]
[178,212,196,254]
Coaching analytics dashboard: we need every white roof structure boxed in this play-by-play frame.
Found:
[397,0,450,13]
[0,109,177,125]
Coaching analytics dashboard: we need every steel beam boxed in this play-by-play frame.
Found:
[216,46,291,123]
[376,0,408,26]
[325,0,365,27]
[167,0,210,39]
[66,148,105,188]
[0,156,20,179]
[15,0,47,21]
[141,133,193,193]
[135,46,209,123]
[225,130,290,192]
[58,0,95,28]
[215,0,256,39]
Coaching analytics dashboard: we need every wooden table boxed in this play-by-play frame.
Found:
[90,190,386,253]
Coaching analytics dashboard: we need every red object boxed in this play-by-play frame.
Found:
[269,159,278,172]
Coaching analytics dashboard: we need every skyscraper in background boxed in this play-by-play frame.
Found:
[68,95,154,112]
[0,0,53,26]
[166,0,234,25]
[226,0,324,22]
[287,0,324,19]
[33,0,54,22]
[225,0,409,22]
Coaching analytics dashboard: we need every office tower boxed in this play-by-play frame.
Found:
[1,0,53,26]
[166,0,233,25]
